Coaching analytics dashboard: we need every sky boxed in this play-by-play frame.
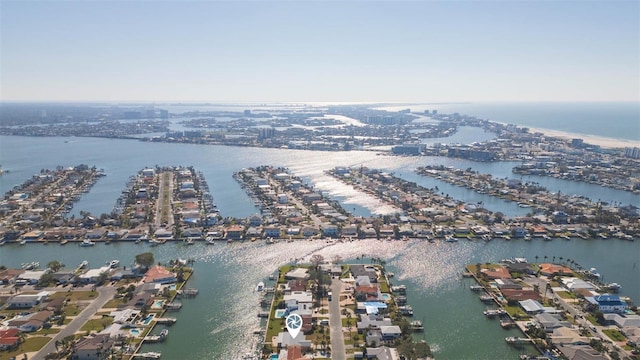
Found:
[1,1,639,103]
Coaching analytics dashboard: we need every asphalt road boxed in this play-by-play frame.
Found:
[33,286,117,359]
[329,279,345,360]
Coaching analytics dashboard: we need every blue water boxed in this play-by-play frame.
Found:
[380,102,640,141]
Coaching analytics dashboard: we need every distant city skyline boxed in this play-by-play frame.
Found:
[1,1,638,103]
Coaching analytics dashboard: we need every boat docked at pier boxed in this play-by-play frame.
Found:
[80,239,95,247]
[483,308,507,318]
[164,302,182,311]
[409,320,424,332]
[134,352,161,359]
[398,305,414,316]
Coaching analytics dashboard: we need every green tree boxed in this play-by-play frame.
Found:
[47,260,65,272]
[135,252,155,270]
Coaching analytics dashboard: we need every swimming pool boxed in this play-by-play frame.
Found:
[141,314,155,325]
[270,354,279,360]
[381,293,391,301]
[130,328,141,336]
[274,309,287,318]
[152,300,164,309]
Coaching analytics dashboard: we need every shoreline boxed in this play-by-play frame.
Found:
[524,126,639,149]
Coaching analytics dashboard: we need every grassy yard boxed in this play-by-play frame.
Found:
[0,337,50,360]
[79,317,113,332]
[504,304,529,320]
[50,290,98,301]
[556,291,577,299]
[34,327,59,335]
[603,329,626,342]
[64,304,82,316]
[102,298,125,309]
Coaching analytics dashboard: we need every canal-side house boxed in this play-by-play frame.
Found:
[539,263,572,277]
[322,225,339,238]
[586,294,629,314]
[263,226,282,238]
[0,269,24,285]
[225,225,245,240]
[71,334,114,360]
[143,265,177,284]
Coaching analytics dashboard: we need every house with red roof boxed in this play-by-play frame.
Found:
[0,328,20,351]
[143,265,176,284]
[481,266,512,279]
[539,263,572,277]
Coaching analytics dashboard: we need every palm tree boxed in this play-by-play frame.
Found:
[559,256,564,265]
[535,255,539,264]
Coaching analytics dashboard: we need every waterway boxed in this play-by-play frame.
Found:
[1,133,639,359]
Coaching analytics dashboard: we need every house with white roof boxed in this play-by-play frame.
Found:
[586,294,629,313]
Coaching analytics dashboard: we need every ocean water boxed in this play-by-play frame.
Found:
[378,102,640,142]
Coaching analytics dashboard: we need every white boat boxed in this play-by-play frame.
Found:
[19,239,27,245]
[205,236,215,245]
[80,239,95,247]
[409,320,424,331]
[135,352,161,359]
[184,238,194,245]
[78,260,88,269]
[256,282,264,292]
[483,308,507,317]
[109,259,120,268]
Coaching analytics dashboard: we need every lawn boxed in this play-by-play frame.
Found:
[102,298,125,309]
[79,317,113,332]
[556,291,577,299]
[64,304,82,316]
[0,337,50,360]
[603,329,626,342]
[50,290,98,301]
[504,304,529,320]
[35,327,60,335]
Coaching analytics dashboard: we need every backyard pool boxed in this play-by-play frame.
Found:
[274,309,287,318]
[130,328,141,337]
[152,300,164,309]
[141,314,155,325]
[381,293,391,301]
[270,355,279,360]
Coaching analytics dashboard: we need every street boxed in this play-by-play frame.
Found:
[32,286,116,359]
[329,279,346,360]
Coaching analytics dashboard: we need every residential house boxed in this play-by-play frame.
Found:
[0,329,20,351]
[71,334,114,360]
[143,266,177,284]
[586,294,629,314]
[6,294,46,309]
[322,225,339,238]
[264,226,282,238]
[539,263,572,277]
[225,225,244,240]
[354,347,400,360]
[380,325,402,340]
[519,299,545,314]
